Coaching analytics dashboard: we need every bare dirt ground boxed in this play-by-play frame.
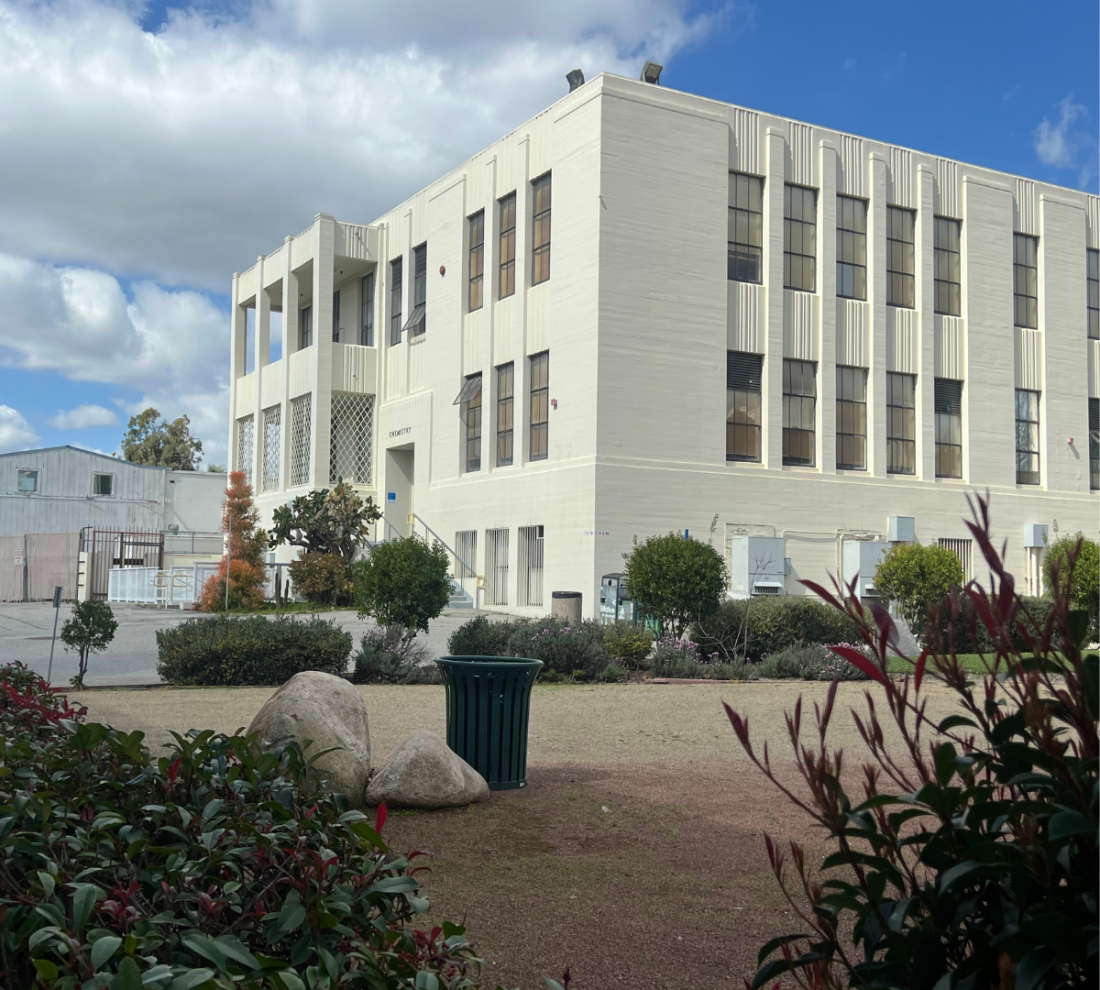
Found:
[74,681,961,989]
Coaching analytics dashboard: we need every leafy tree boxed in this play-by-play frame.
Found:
[269,482,382,560]
[623,532,727,635]
[873,541,965,642]
[728,493,1097,990]
[60,600,118,687]
[289,551,356,607]
[121,407,203,470]
[198,471,268,611]
[354,536,451,641]
[1044,532,1099,640]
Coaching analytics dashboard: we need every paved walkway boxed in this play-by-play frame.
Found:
[0,602,484,686]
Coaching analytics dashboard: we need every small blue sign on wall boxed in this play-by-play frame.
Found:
[387,492,397,504]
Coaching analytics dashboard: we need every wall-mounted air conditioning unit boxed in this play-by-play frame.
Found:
[888,516,915,542]
[730,536,786,597]
[1023,523,1048,548]
[842,540,890,599]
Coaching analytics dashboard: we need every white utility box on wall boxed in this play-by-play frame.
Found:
[842,540,890,599]
[730,536,786,597]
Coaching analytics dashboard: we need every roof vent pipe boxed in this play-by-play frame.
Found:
[566,69,585,92]
[640,61,663,84]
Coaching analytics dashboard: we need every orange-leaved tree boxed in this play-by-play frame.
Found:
[198,470,268,611]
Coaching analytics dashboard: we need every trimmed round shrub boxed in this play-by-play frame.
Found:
[156,614,351,685]
[446,614,515,657]
[691,595,860,662]
[288,551,355,606]
[624,532,727,635]
[504,618,608,679]
[602,623,653,670]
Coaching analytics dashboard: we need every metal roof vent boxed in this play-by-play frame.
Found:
[640,61,663,85]
[566,69,585,92]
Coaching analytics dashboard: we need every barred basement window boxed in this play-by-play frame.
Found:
[532,173,551,286]
[290,394,312,487]
[360,273,375,346]
[934,379,963,479]
[389,257,403,345]
[485,528,509,605]
[1090,397,1099,490]
[499,193,517,299]
[1015,388,1040,485]
[468,211,484,311]
[454,530,477,579]
[782,359,816,466]
[934,217,961,316]
[529,351,549,461]
[1014,234,1038,329]
[835,366,867,470]
[236,415,254,485]
[262,405,281,492]
[1088,249,1098,339]
[937,538,973,580]
[726,351,762,462]
[518,524,544,607]
[783,184,816,292]
[887,206,915,308]
[887,373,916,474]
[836,196,867,300]
[728,173,763,283]
[496,362,514,466]
[329,392,375,485]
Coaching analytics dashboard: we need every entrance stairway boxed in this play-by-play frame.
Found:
[371,513,478,611]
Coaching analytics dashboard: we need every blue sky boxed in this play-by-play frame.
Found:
[0,0,1095,463]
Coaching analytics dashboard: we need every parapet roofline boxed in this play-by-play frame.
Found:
[0,445,199,471]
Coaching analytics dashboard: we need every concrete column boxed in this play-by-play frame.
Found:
[228,272,245,474]
[280,238,296,496]
[763,127,786,469]
[917,166,936,480]
[311,214,336,489]
[252,256,268,488]
[819,141,838,474]
[867,152,888,477]
[517,135,532,465]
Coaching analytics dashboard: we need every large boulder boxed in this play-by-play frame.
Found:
[366,729,489,809]
[248,671,371,805]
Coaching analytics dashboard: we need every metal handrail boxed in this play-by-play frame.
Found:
[407,513,476,580]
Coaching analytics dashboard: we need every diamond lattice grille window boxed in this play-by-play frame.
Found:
[262,405,281,492]
[236,415,254,485]
[330,392,375,484]
[290,394,312,487]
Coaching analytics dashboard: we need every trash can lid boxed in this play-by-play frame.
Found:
[437,655,544,668]
[551,591,582,599]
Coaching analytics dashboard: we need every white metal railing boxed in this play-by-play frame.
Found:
[107,562,299,607]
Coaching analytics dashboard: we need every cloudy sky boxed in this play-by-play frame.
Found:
[0,0,1096,463]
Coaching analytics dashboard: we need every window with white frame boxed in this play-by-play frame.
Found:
[499,193,517,299]
[299,305,312,349]
[782,359,816,466]
[290,394,312,487]
[887,206,916,308]
[835,366,867,470]
[92,473,113,497]
[496,362,514,466]
[389,257,403,345]
[727,173,763,283]
[461,374,482,472]
[1088,249,1098,339]
[783,184,816,292]
[836,196,867,300]
[529,351,549,461]
[17,469,38,493]
[262,404,281,492]
[934,379,963,479]
[468,211,484,312]
[937,538,973,580]
[934,217,961,316]
[236,415,254,485]
[726,351,762,462]
[531,173,551,285]
[1015,389,1040,485]
[332,290,341,342]
[1014,234,1038,329]
[485,528,509,605]
[403,244,426,339]
[454,530,477,579]
[329,392,374,485]
[518,525,544,607]
[360,273,375,346]
[887,373,916,475]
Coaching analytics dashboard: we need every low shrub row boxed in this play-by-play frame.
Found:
[156,614,352,685]
[351,626,440,684]
[0,662,486,989]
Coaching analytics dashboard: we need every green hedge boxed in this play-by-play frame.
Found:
[157,614,352,685]
[690,596,860,662]
[447,615,611,679]
[934,595,1058,654]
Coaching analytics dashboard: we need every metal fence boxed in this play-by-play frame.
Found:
[81,528,164,601]
[107,562,299,607]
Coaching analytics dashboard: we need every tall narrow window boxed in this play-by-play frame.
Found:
[1014,234,1038,328]
[1089,397,1099,490]
[461,373,482,472]
[290,394,312,487]
[468,211,484,311]
[496,362,514,466]
[236,415,254,485]
[887,373,916,474]
[836,196,867,300]
[360,273,374,346]
[389,257,403,345]
[299,305,312,349]
[499,193,516,299]
[485,528,509,605]
[262,404,281,492]
[518,525,544,607]
[1088,248,1098,339]
[782,359,816,465]
[887,206,916,308]
[531,173,551,285]
[934,217,961,316]
[938,538,973,580]
[404,244,426,338]
[332,290,341,342]
[1015,389,1040,484]
[330,392,374,485]
[726,351,762,461]
[934,379,963,479]
[727,173,763,283]
[835,366,867,470]
[529,351,549,461]
[783,185,817,292]
[455,531,477,579]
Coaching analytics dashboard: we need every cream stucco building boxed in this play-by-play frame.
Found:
[227,71,1099,618]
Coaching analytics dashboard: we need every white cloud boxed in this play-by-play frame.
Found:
[1034,97,1087,168]
[0,405,39,452]
[49,403,119,429]
[0,0,719,291]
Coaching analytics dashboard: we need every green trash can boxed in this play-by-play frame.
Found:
[436,656,543,791]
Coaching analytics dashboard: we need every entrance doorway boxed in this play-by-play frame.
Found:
[384,445,414,537]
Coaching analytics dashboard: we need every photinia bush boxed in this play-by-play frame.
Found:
[0,663,498,989]
[726,494,1098,990]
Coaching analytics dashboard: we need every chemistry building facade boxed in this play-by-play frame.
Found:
[227,72,1099,617]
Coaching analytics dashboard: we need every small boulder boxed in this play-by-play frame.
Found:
[248,671,371,805]
[366,729,489,809]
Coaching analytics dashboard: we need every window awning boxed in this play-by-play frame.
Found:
[453,375,482,405]
[402,303,425,335]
